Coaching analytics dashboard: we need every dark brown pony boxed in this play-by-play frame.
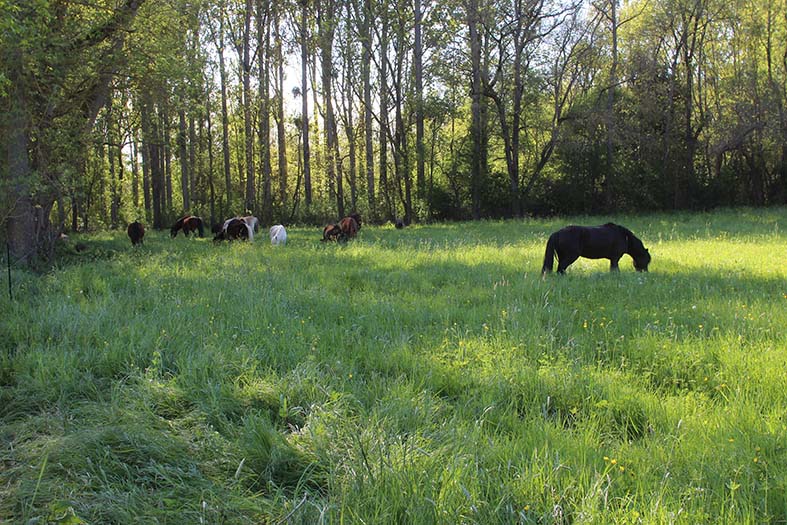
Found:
[127,221,145,246]
[322,223,343,242]
[542,223,650,275]
[213,218,250,242]
[171,215,205,237]
[338,214,361,239]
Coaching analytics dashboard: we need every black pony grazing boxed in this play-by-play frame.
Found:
[127,221,145,246]
[171,215,205,237]
[542,223,650,275]
[213,218,249,242]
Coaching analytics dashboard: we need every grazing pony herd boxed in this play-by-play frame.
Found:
[127,214,652,275]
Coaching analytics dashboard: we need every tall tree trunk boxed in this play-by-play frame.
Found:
[392,8,411,224]
[342,0,358,211]
[206,93,217,225]
[243,0,256,213]
[215,4,233,213]
[140,102,152,216]
[274,1,288,210]
[301,0,313,207]
[163,105,173,216]
[319,0,342,218]
[604,0,618,203]
[189,115,197,209]
[361,0,375,216]
[379,1,391,219]
[178,109,191,212]
[131,129,140,210]
[4,47,38,264]
[468,0,483,219]
[143,95,165,229]
[108,98,120,228]
[258,0,273,223]
[414,0,425,202]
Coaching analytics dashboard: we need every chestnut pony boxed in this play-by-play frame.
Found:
[170,215,205,237]
[338,212,362,239]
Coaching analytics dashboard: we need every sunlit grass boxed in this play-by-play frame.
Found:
[2,207,787,523]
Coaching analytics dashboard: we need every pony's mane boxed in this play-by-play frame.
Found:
[603,223,646,254]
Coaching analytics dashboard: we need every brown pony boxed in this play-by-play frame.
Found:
[127,221,145,246]
[338,213,361,239]
[322,223,343,242]
[171,215,205,237]
[213,218,250,242]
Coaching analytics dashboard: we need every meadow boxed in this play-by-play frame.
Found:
[1,208,786,524]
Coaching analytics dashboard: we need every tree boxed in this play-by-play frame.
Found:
[1,0,146,263]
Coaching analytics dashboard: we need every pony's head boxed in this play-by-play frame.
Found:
[322,224,342,242]
[350,212,362,229]
[632,249,651,272]
[625,232,651,272]
[170,216,185,237]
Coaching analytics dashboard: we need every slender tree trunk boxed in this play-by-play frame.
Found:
[143,95,165,229]
[116,132,125,227]
[131,129,140,209]
[510,10,525,217]
[274,2,288,209]
[320,0,342,218]
[342,0,358,211]
[392,12,411,224]
[189,115,197,209]
[108,98,120,228]
[243,0,256,213]
[206,93,217,224]
[163,105,173,215]
[414,0,425,202]
[468,0,483,219]
[140,100,152,216]
[258,0,273,223]
[379,1,391,218]
[178,109,191,212]
[604,0,618,203]
[362,0,375,216]
[215,7,233,212]
[301,0,313,207]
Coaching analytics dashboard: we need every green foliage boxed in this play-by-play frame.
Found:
[2,209,787,523]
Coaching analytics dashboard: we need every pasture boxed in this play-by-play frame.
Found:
[2,208,787,524]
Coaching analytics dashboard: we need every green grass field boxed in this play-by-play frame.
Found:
[2,208,787,524]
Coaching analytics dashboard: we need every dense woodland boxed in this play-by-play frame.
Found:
[1,0,786,263]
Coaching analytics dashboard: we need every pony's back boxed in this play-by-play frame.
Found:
[270,225,287,246]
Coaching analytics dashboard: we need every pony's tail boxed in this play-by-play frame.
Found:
[542,232,558,275]
[197,218,204,237]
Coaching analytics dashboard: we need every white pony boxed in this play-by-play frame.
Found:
[270,225,287,246]
[222,215,259,241]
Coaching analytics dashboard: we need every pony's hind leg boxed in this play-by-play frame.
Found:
[556,252,579,274]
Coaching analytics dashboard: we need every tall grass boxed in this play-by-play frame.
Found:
[1,208,786,523]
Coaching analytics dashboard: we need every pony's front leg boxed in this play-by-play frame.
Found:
[609,258,621,272]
